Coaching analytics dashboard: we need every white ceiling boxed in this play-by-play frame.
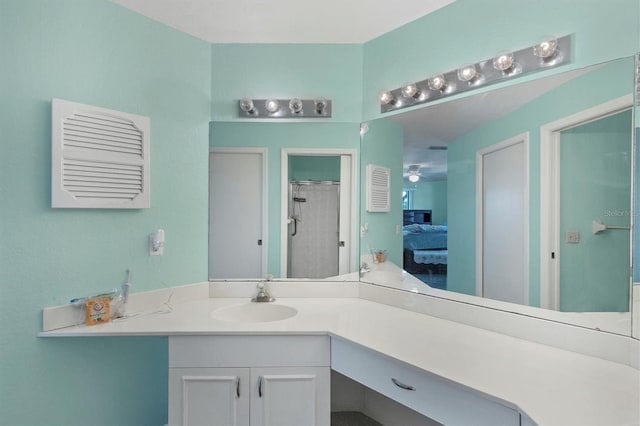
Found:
[110,0,455,44]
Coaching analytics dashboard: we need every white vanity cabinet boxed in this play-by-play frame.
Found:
[331,337,522,426]
[168,335,330,426]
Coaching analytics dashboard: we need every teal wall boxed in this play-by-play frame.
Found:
[410,180,448,225]
[446,57,634,302]
[559,110,632,312]
[289,156,341,182]
[0,1,211,425]
[210,122,360,276]
[360,120,404,266]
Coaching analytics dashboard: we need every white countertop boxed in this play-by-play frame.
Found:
[41,296,640,425]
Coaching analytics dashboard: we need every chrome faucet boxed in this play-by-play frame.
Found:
[252,282,275,303]
[359,262,371,278]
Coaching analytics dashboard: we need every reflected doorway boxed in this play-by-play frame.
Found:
[281,149,357,278]
[476,133,529,305]
[541,95,633,311]
[209,148,267,279]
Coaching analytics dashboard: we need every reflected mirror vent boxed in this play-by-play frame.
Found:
[366,164,390,212]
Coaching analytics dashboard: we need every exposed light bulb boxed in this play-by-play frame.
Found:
[533,37,558,59]
[239,98,256,114]
[408,174,420,183]
[314,97,328,115]
[264,99,280,113]
[427,74,446,91]
[289,98,303,114]
[379,91,395,105]
[492,51,515,71]
[401,83,419,98]
[457,63,478,82]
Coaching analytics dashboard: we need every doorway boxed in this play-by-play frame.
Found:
[209,148,267,279]
[476,133,530,305]
[280,149,357,278]
[541,96,633,311]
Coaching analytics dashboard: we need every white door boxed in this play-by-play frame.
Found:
[168,367,250,426]
[250,367,330,426]
[209,150,265,279]
[477,134,529,305]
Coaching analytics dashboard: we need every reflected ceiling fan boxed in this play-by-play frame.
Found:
[407,164,421,183]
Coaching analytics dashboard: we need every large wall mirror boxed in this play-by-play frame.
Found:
[360,55,637,336]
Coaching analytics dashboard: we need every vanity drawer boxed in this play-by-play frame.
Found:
[170,335,330,368]
[331,337,520,426]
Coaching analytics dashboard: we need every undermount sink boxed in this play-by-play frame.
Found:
[211,303,298,323]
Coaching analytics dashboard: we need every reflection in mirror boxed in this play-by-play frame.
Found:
[208,121,360,282]
[360,56,635,335]
[285,155,343,279]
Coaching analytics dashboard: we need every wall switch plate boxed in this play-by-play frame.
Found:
[565,231,580,244]
[396,224,402,234]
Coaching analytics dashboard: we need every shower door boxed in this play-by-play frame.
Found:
[288,182,340,278]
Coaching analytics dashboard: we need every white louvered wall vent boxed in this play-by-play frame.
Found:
[52,98,150,209]
[366,164,391,212]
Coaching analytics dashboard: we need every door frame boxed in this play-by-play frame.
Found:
[280,148,358,278]
[209,147,268,279]
[476,132,530,302]
[539,94,632,310]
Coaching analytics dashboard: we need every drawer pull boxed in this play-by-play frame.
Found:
[258,376,263,397]
[235,376,240,398]
[391,378,416,391]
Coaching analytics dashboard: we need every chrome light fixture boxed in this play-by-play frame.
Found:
[533,36,558,60]
[379,34,571,113]
[427,74,447,92]
[239,98,257,115]
[265,99,280,114]
[379,91,397,105]
[401,82,421,99]
[457,63,479,83]
[289,98,303,114]
[314,98,328,115]
[492,51,515,72]
[238,97,332,118]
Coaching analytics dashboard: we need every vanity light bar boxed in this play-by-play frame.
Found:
[238,98,332,118]
[380,35,571,113]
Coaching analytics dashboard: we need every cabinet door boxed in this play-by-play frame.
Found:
[250,367,330,426]
[169,367,250,426]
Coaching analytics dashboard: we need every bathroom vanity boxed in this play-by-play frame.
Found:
[39,281,640,426]
[169,335,330,425]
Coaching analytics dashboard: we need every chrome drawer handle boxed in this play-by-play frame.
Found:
[391,378,416,391]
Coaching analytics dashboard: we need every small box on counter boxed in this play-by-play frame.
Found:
[86,297,110,326]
